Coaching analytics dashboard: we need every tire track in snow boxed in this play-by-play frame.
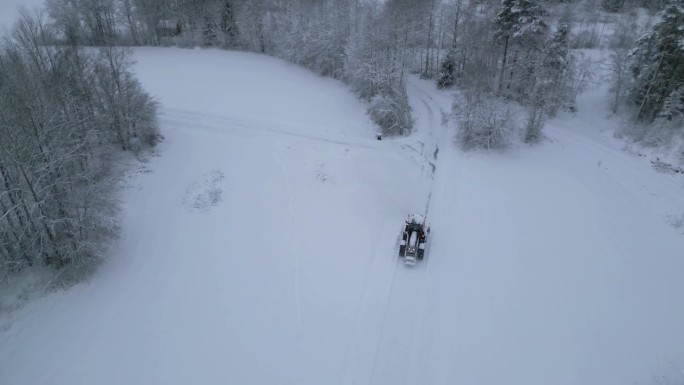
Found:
[272,152,303,333]
[408,253,434,385]
[159,108,378,149]
[410,81,445,219]
[355,79,445,385]
[367,258,408,384]
[400,79,453,385]
[547,125,684,228]
[549,126,684,198]
[368,257,431,385]
[340,219,384,384]
[363,82,444,384]
[405,82,442,385]
[341,111,438,384]
[341,223,402,385]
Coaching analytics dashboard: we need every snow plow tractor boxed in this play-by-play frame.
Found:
[399,214,430,266]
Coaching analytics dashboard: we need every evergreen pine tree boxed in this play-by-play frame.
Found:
[659,86,684,121]
[220,0,239,47]
[203,15,218,46]
[630,2,684,122]
[540,23,571,113]
[601,0,625,12]
[437,50,457,88]
[495,0,548,95]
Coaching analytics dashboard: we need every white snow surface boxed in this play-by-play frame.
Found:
[1,47,684,385]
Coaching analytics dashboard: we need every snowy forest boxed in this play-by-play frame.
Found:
[1,0,683,301]
[0,12,159,285]
[35,0,683,142]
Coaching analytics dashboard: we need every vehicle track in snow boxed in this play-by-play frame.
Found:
[405,80,462,385]
[341,79,450,385]
[148,73,454,385]
[377,79,452,385]
[156,94,445,385]
[546,125,684,215]
[159,107,379,149]
[338,79,445,385]
[410,80,448,219]
[340,220,403,385]
[272,153,303,333]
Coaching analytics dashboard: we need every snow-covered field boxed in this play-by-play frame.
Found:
[1,47,684,385]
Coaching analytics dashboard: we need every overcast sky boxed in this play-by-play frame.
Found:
[0,0,45,35]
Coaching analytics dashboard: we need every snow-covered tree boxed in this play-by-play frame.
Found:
[659,86,684,121]
[437,0,464,88]
[521,19,586,143]
[608,15,638,113]
[344,3,412,134]
[638,84,684,146]
[220,0,239,48]
[625,0,669,12]
[438,49,458,88]
[203,14,218,46]
[538,22,573,114]
[0,12,158,284]
[91,46,160,153]
[630,2,684,122]
[455,91,516,150]
[494,0,549,97]
[602,0,625,12]
[46,0,118,45]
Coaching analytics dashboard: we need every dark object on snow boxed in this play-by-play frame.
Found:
[399,214,430,266]
[376,133,382,140]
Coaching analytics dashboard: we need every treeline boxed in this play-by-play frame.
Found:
[0,11,158,285]
[39,0,580,139]
[438,0,681,150]
[432,0,586,148]
[609,2,684,147]
[44,0,423,134]
[38,0,681,148]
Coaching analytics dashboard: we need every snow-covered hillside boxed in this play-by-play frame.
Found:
[1,48,683,385]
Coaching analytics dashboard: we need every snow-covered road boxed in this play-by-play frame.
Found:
[1,48,684,385]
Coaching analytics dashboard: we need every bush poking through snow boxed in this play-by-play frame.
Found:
[368,88,412,136]
[650,158,684,174]
[182,170,226,212]
[524,103,546,143]
[668,213,684,230]
[455,92,516,150]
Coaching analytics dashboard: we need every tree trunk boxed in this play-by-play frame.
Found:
[498,34,509,95]
[636,52,665,122]
[424,8,434,78]
[452,0,461,49]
